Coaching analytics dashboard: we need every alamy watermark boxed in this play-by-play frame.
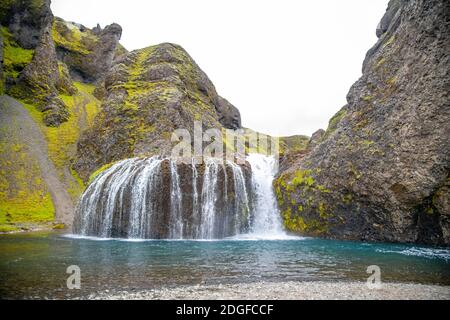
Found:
[66,265,81,290]
[170,121,280,169]
[366,265,382,289]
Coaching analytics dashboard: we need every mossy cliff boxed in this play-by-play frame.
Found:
[1,0,245,230]
[23,82,101,198]
[1,0,73,127]
[240,127,309,160]
[275,0,450,246]
[9,23,77,126]
[0,123,54,233]
[1,0,123,126]
[0,0,108,231]
[74,43,243,181]
[52,17,123,83]
[0,81,101,232]
[0,0,52,49]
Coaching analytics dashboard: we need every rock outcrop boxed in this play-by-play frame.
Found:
[1,0,49,95]
[74,43,242,181]
[52,18,123,83]
[216,96,241,130]
[1,0,75,126]
[0,0,53,49]
[275,0,450,245]
[1,0,247,232]
[10,24,74,126]
[1,0,126,126]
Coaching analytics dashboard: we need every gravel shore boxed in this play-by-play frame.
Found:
[88,281,450,300]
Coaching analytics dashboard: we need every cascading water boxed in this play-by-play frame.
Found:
[128,158,162,238]
[229,162,251,235]
[199,158,219,239]
[191,159,200,238]
[169,161,183,238]
[245,153,287,239]
[73,154,287,239]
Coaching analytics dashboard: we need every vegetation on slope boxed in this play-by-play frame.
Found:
[0,141,54,233]
[22,82,100,199]
[1,26,34,90]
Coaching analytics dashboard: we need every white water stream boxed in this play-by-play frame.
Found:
[74,154,289,239]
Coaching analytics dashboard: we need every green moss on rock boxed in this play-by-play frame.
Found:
[52,19,95,55]
[0,140,55,231]
[1,26,34,79]
[88,162,117,184]
[323,107,347,139]
[274,169,331,236]
[21,80,100,200]
[74,43,229,180]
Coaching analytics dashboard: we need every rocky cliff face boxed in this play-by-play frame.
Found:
[11,23,75,126]
[3,0,446,245]
[1,0,247,231]
[0,0,117,230]
[275,0,450,245]
[74,43,243,181]
[1,0,52,98]
[1,0,124,126]
[52,17,123,83]
[0,0,53,49]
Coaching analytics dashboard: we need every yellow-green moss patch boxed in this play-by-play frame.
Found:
[52,19,96,55]
[0,140,55,230]
[88,162,117,184]
[1,26,34,79]
[323,108,347,139]
[0,224,20,233]
[20,80,100,200]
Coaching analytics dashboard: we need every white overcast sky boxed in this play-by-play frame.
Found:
[51,0,388,137]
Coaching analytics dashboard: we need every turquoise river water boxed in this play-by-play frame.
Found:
[0,231,449,299]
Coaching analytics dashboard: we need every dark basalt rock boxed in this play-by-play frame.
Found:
[216,96,242,130]
[0,0,53,49]
[149,159,252,239]
[86,22,123,81]
[41,96,69,126]
[53,17,123,83]
[275,0,450,246]
[376,0,406,38]
[307,129,325,150]
[12,23,75,126]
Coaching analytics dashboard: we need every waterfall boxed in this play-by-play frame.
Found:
[73,154,287,239]
[128,158,162,238]
[199,158,219,239]
[229,162,250,235]
[191,159,200,238]
[170,161,183,238]
[246,154,286,238]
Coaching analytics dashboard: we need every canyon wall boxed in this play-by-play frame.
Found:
[275,0,450,245]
